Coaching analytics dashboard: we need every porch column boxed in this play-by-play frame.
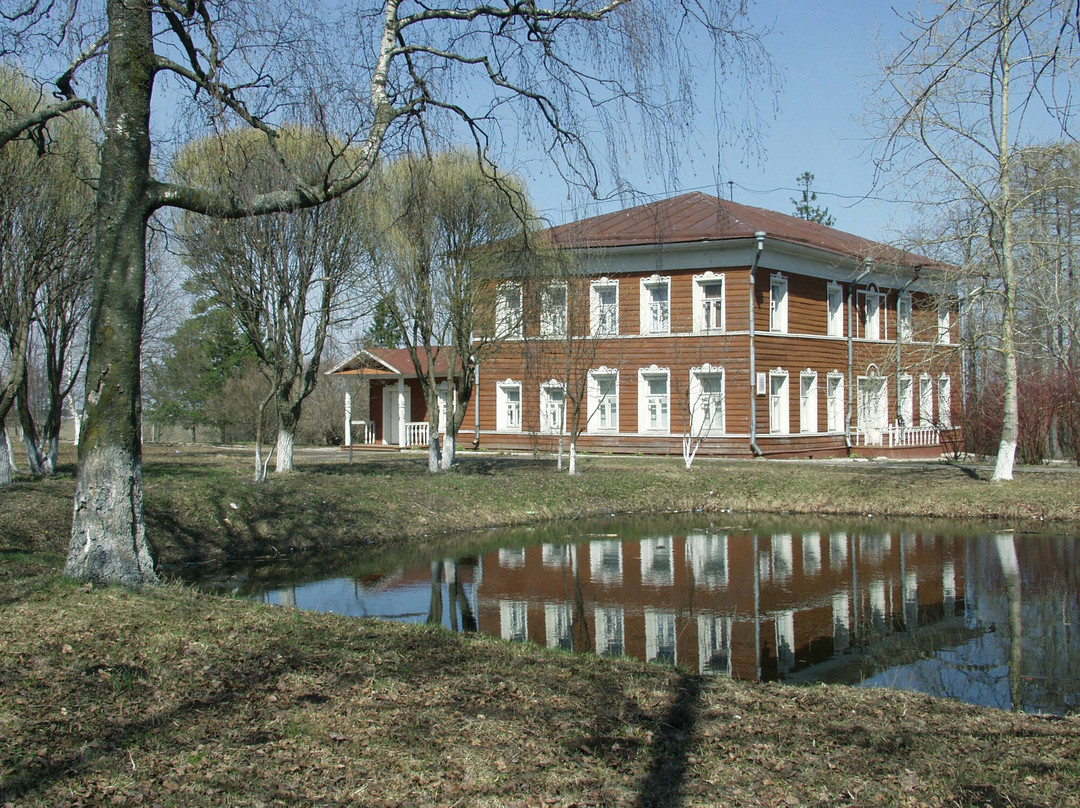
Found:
[344,392,352,447]
[397,378,407,447]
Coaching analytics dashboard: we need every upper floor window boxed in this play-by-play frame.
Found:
[496,380,522,432]
[898,292,913,343]
[937,305,951,344]
[827,282,843,337]
[769,274,788,333]
[640,275,670,334]
[693,272,725,332]
[496,283,522,339]
[540,282,567,337]
[590,279,619,336]
[859,287,883,340]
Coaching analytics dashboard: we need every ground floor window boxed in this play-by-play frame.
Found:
[937,375,952,428]
[919,374,933,427]
[799,370,818,433]
[638,367,670,434]
[689,366,725,435]
[769,370,789,434]
[540,381,566,434]
[496,380,522,432]
[899,374,913,428]
[826,372,844,433]
[587,369,618,432]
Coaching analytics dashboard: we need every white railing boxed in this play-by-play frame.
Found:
[405,421,429,447]
[345,419,375,446]
[850,423,941,448]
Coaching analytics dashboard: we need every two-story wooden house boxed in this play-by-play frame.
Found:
[468,191,961,459]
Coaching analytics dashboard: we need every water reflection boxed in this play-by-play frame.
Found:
[186,516,1080,715]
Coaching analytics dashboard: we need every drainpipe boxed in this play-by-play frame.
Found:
[473,356,481,449]
[894,267,921,430]
[748,231,766,457]
[846,259,873,452]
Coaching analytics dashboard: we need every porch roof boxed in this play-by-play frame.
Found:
[326,347,454,379]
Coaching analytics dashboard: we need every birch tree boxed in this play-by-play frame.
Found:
[362,150,541,473]
[874,0,1078,481]
[2,0,773,587]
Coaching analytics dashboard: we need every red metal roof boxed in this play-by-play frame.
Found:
[543,191,934,269]
[328,347,454,378]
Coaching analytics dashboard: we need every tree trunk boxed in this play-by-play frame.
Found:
[568,440,577,475]
[3,425,15,474]
[0,422,12,486]
[439,431,456,471]
[65,0,158,588]
[427,431,441,473]
[275,426,295,473]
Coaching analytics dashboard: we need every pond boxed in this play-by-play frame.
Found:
[181,514,1080,715]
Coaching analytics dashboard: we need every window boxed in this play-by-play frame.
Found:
[800,370,818,433]
[689,366,725,435]
[545,603,574,650]
[937,375,952,428]
[919,374,933,427]
[638,367,670,433]
[540,381,566,434]
[698,614,732,676]
[640,275,670,334]
[496,283,522,339]
[496,380,522,432]
[587,369,619,432]
[500,600,529,642]
[590,279,619,336]
[594,605,624,656]
[641,537,675,586]
[769,274,788,333]
[645,609,677,665]
[826,372,844,433]
[769,369,789,434]
[686,532,728,589]
[693,272,725,332]
[899,374,913,428]
[590,541,623,584]
[937,305,951,344]
[859,287,882,340]
[827,282,843,337]
[540,282,567,337]
[898,292,913,342]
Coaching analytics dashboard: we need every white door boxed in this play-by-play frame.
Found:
[857,377,888,444]
[382,385,411,445]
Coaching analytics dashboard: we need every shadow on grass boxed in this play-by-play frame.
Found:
[636,673,703,808]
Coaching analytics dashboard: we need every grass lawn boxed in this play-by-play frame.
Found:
[2,444,1079,806]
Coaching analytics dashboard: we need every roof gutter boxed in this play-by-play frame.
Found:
[748,231,766,457]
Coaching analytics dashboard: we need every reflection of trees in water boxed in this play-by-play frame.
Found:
[427,559,477,633]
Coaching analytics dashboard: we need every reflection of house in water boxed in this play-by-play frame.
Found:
[459,529,968,682]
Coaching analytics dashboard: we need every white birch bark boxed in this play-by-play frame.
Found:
[274,427,295,474]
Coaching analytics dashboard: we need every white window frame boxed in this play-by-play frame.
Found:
[799,369,818,434]
[496,282,523,339]
[769,369,790,435]
[827,282,843,337]
[937,305,951,344]
[539,380,566,434]
[937,375,952,428]
[693,272,726,332]
[540,282,567,338]
[590,278,619,336]
[826,371,844,433]
[689,365,725,436]
[640,275,670,334]
[899,374,914,428]
[496,379,522,432]
[587,368,619,433]
[859,286,883,340]
[919,373,933,427]
[769,273,788,333]
[898,292,913,343]
[638,365,670,434]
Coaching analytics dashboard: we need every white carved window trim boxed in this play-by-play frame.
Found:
[638,365,670,434]
[640,275,671,335]
[826,371,844,433]
[693,272,726,332]
[587,367,619,433]
[799,369,818,434]
[769,273,788,333]
[590,278,619,336]
[689,364,725,435]
[540,282,568,338]
[496,379,522,432]
[769,368,789,434]
[827,282,843,337]
[496,282,523,339]
[539,379,566,434]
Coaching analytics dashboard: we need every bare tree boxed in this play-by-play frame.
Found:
[874,0,1078,481]
[176,129,366,477]
[2,0,773,586]
[362,150,541,472]
[0,65,95,483]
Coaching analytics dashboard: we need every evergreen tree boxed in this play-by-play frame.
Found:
[792,171,836,226]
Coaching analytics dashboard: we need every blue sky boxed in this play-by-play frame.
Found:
[525,1,917,243]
